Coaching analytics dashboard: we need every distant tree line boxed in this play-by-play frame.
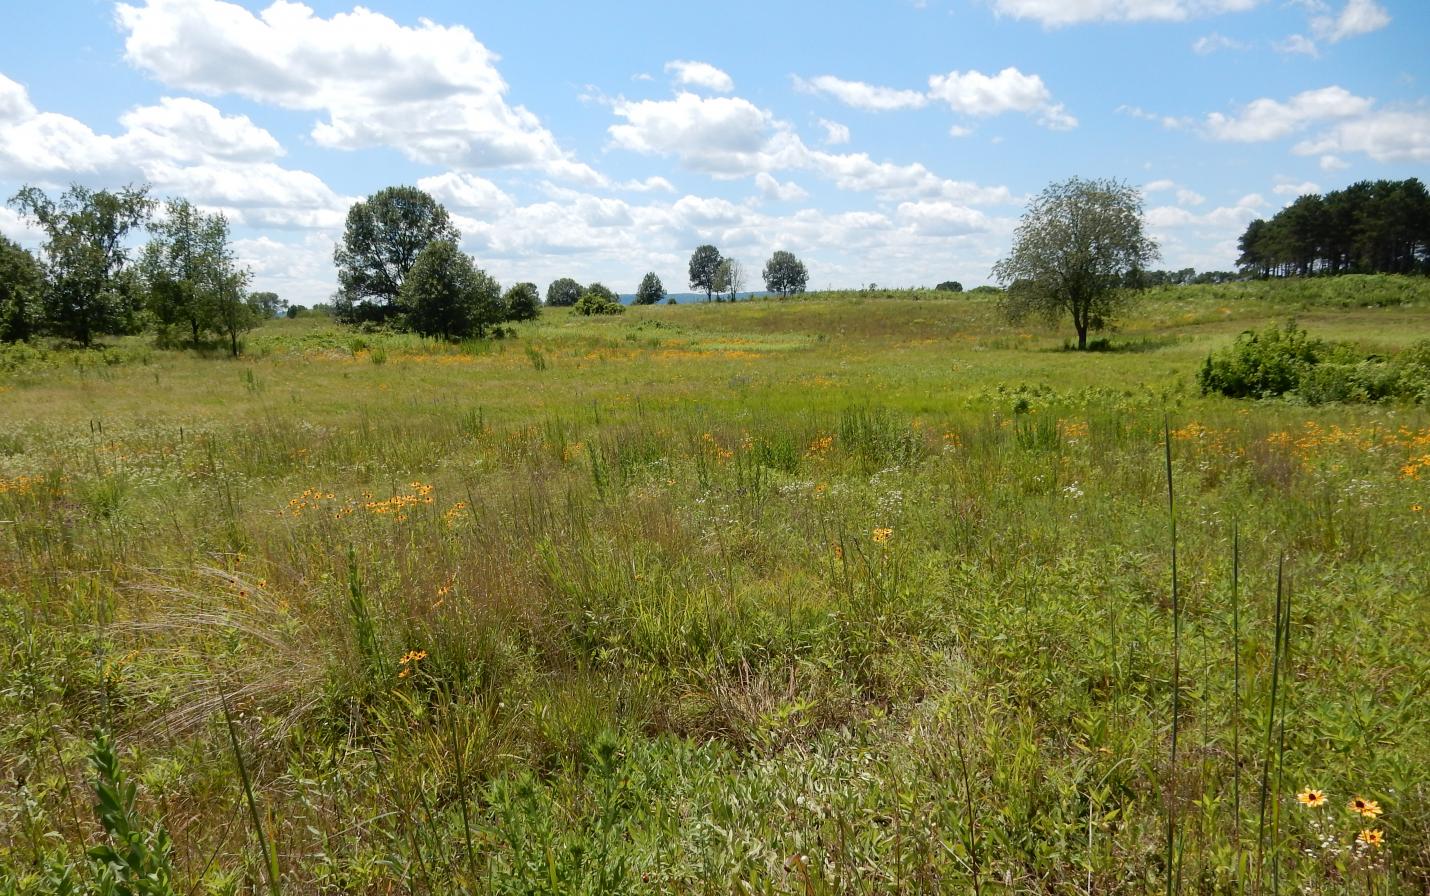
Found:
[687,244,808,301]
[1237,179,1430,278]
[3,183,278,354]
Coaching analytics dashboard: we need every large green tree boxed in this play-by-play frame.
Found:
[140,199,233,345]
[334,186,459,324]
[401,240,502,339]
[688,244,722,302]
[762,250,808,298]
[503,282,541,321]
[545,277,582,307]
[634,271,666,305]
[992,177,1159,350]
[0,235,43,342]
[8,183,154,345]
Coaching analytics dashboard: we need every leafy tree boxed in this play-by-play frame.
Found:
[401,239,502,339]
[574,282,624,315]
[934,280,963,292]
[140,198,234,344]
[762,250,808,298]
[688,244,723,302]
[249,291,285,318]
[8,183,154,345]
[333,186,459,324]
[715,258,746,301]
[214,266,258,358]
[503,281,541,321]
[992,177,1159,350]
[0,235,43,342]
[634,271,666,305]
[545,277,582,307]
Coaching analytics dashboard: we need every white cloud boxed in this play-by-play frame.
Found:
[1310,0,1390,43]
[1273,180,1321,197]
[794,75,928,111]
[1117,104,1193,130]
[416,171,514,214]
[1176,188,1206,206]
[949,125,974,138]
[1293,109,1430,163]
[989,0,1261,27]
[1203,86,1372,141]
[664,60,734,94]
[927,67,1075,130]
[1318,154,1349,170]
[1143,178,1176,192]
[755,172,809,202]
[1273,34,1320,56]
[1192,32,1248,54]
[894,200,991,236]
[118,97,283,163]
[115,0,594,178]
[818,118,851,145]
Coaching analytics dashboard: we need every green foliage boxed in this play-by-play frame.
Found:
[8,183,154,346]
[573,283,624,316]
[545,277,582,307]
[993,176,1160,349]
[688,244,722,302]
[503,282,541,322]
[633,272,665,305]
[762,250,808,297]
[333,186,459,324]
[1198,320,1430,403]
[0,235,43,342]
[401,240,502,339]
[79,731,180,896]
[934,280,963,292]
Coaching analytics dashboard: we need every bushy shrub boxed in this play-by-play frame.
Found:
[574,283,624,316]
[1199,321,1430,404]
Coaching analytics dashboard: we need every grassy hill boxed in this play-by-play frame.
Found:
[1,276,1427,893]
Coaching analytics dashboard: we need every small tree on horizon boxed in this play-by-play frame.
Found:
[504,282,541,321]
[545,277,582,307]
[688,244,722,302]
[634,271,666,305]
[934,280,963,293]
[992,176,1159,350]
[762,250,808,298]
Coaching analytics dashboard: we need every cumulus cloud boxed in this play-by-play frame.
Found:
[1292,109,1430,163]
[1310,0,1390,43]
[664,60,734,94]
[1273,180,1321,197]
[1203,86,1372,141]
[793,75,928,111]
[927,67,1075,129]
[755,172,809,202]
[818,118,851,145]
[1192,32,1248,54]
[115,0,594,177]
[989,0,1261,27]
[1273,34,1320,56]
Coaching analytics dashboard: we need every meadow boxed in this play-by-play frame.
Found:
[1,276,1427,895]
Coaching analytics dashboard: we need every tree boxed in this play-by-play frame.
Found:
[762,250,808,298]
[9,183,154,345]
[401,240,502,339]
[214,266,258,358]
[934,280,963,293]
[991,177,1159,350]
[688,244,722,302]
[140,198,234,345]
[333,186,459,324]
[545,277,582,307]
[574,282,624,315]
[503,282,541,321]
[634,271,666,305]
[0,235,43,342]
[715,258,745,301]
[249,291,285,319]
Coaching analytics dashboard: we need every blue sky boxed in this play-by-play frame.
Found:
[2,0,1427,304]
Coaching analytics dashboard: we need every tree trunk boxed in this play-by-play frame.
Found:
[1076,322,1088,350]
[229,326,238,358]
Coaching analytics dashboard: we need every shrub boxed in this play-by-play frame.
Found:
[574,283,624,316]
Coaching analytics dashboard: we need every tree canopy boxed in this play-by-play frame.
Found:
[634,271,666,305]
[401,240,502,339]
[0,235,43,342]
[503,282,541,321]
[1236,179,1430,278]
[546,277,582,307]
[762,250,808,298]
[992,177,1159,350]
[688,245,722,302]
[333,186,459,324]
[934,280,963,293]
[9,183,154,346]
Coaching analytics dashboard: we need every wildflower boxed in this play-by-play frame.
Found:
[1357,829,1384,847]
[397,649,428,679]
[1297,787,1326,808]
[872,527,893,544]
[1348,796,1382,818]
[832,543,844,560]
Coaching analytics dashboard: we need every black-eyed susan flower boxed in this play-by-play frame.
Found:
[1358,829,1384,847]
[1348,796,1382,818]
[1297,787,1326,808]
[872,527,893,544]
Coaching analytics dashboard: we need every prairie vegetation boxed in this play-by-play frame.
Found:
[1,280,1428,894]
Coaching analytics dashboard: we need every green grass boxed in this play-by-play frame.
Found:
[1,277,1428,894]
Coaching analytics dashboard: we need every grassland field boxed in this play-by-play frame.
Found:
[1,275,1428,894]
